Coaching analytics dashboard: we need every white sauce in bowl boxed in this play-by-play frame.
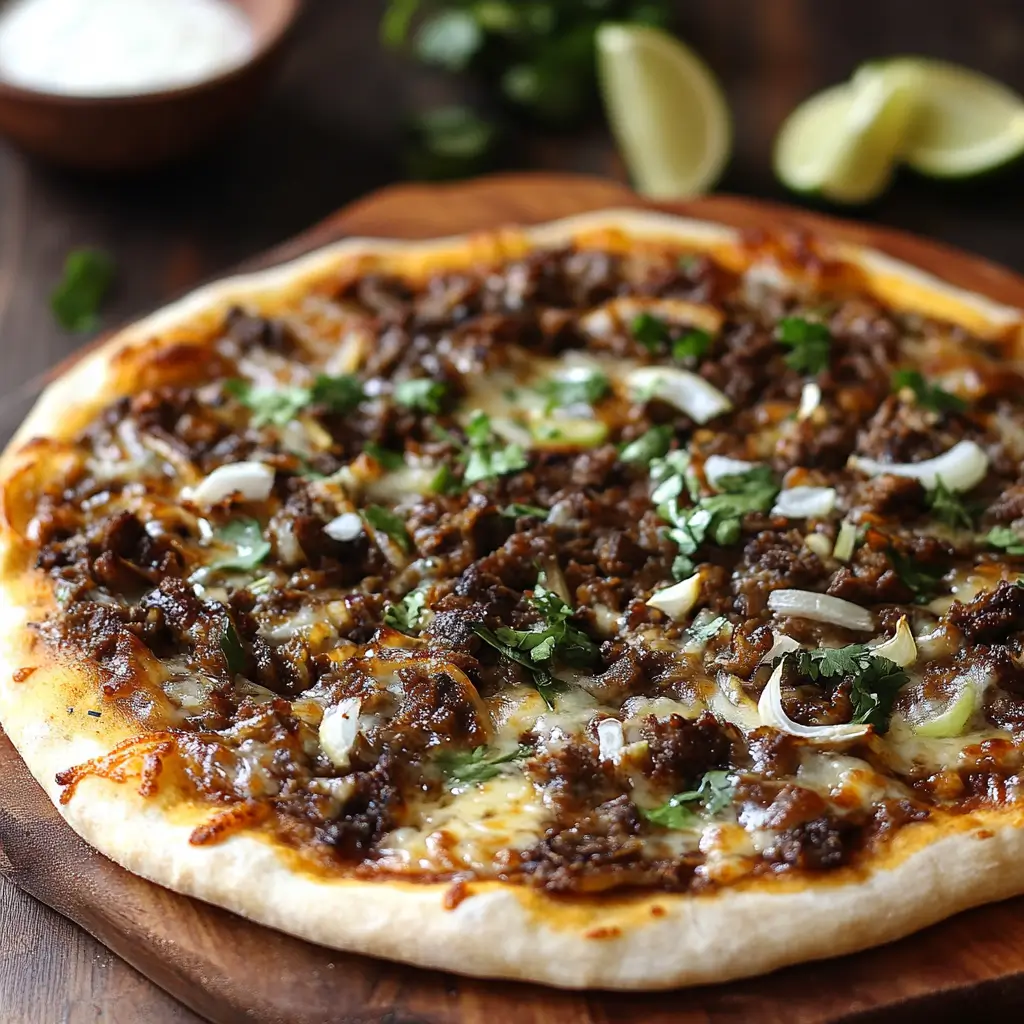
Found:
[0,0,255,97]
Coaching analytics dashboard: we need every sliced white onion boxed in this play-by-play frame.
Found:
[580,297,724,339]
[832,519,858,562]
[768,589,875,632]
[319,697,361,769]
[771,486,837,519]
[183,462,274,506]
[758,662,871,741]
[324,512,364,542]
[646,573,702,621]
[798,382,822,421]
[911,682,976,738]
[704,454,759,489]
[710,672,763,732]
[627,367,733,425]
[759,632,803,665]
[597,718,624,763]
[848,439,989,493]
[870,615,917,667]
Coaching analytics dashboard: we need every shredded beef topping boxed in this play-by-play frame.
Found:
[15,232,1024,896]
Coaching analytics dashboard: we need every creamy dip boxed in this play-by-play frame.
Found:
[0,0,255,97]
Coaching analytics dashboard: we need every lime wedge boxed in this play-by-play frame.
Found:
[861,58,1024,178]
[596,24,731,199]
[774,64,921,204]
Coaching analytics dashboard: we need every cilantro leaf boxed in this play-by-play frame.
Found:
[310,374,365,413]
[672,328,712,362]
[220,623,246,675]
[988,526,1024,556]
[685,615,728,645]
[534,368,610,409]
[619,426,673,466]
[788,645,908,733]
[460,411,528,486]
[927,477,976,530]
[501,503,549,519]
[631,312,671,351]
[362,505,412,553]
[641,770,736,830]
[224,379,310,428]
[395,377,447,414]
[225,373,364,427]
[888,547,945,604]
[51,248,115,332]
[208,518,270,573]
[892,370,967,414]
[776,317,831,375]
[364,442,405,470]
[435,744,531,785]
[384,586,428,633]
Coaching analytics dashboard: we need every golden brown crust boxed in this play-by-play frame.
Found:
[2,208,1024,989]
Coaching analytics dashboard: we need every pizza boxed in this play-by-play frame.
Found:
[2,208,1024,991]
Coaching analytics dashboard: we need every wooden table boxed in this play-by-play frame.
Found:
[2,1,1024,1020]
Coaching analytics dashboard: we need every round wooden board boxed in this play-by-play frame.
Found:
[4,173,1024,1024]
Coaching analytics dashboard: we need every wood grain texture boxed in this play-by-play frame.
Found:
[5,172,1024,1023]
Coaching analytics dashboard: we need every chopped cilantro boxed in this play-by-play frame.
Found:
[685,615,728,645]
[501,503,549,519]
[435,744,532,785]
[641,770,735,830]
[631,312,671,351]
[220,623,246,675]
[619,425,673,466]
[534,368,610,409]
[470,577,599,706]
[362,505,412,553]
[224,380,310,428]
[987,526,1024,556]
[927,477,976,530]
[429,463,460,495]
[395,377,447,414]
[460,411,528,486]
[787,645,909,732]
[892,369,967,414]
[384,586,428,633]
[888,546,945,605]
[672,328,712,362]
[208,518,271,573]
[656,464,779,578]
[776,317,831,375]
[225,373,364,427]
[364,442,405,470]
[51,248,114,332]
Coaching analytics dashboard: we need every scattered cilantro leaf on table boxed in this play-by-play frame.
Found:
[51,248,115,333]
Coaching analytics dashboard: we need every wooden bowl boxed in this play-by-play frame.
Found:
[0,0,301,173]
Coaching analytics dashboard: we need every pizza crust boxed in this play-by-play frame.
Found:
[2,208,1024,989]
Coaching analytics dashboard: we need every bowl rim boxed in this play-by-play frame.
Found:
[0,0,303,107]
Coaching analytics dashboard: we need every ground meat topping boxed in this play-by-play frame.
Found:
[18,234,1024,896]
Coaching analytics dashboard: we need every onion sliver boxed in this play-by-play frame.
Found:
[798,382,821,421]
[870,615,917,667]
[911,683,975,738]
[760,632,802,665]
[183,461,274,506]
[627,367,732,424]
[319,697,361,768]
[646,573,702,621]
[597,718,625,762]
[771,486,837,519]
[324,512,363,542]
[704,454,758,489]
[768,589,874,632]
[848,439,989,493]
[758,663,871,740]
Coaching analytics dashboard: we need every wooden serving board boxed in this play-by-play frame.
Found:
[5,172,1024,1024]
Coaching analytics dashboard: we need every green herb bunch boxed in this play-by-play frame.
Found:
[383,0,673,177]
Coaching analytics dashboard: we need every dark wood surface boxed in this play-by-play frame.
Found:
[2,1,1024,1020]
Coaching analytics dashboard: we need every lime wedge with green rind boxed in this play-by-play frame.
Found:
[774,63,921,204]
[596,24,731,199]
[860,58,1024,178]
